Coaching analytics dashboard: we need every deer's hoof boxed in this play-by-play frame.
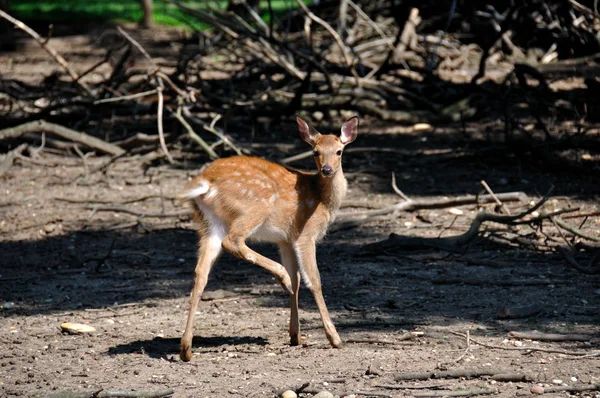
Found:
[180,343,193,362]
[290,334,301,346]
[280,275,293,295]
[330,336,342,348]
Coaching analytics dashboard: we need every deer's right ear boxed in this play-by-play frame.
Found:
[296,115,319,146]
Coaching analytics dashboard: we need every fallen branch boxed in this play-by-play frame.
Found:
[451,331,600,357]
[0,9,94,96]
[496,303,543,319]
[0,121,126,156]
[86,205,190,220]
[362,193,582,253]
[532,383,600,394]
[507,330,590,342]
[394,369,511,381]
[336,191,527,221]
[552,216,600,242]
[43,388,174,398]
[413,387,498,397]
[0,143,27,177]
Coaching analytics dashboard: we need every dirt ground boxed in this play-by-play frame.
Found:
[1,26,600,398]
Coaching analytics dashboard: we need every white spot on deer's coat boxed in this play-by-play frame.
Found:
[269,194,277,203]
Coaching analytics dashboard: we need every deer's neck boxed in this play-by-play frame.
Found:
[316,168,347,213]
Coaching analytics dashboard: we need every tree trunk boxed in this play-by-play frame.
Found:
[140,0,153,28]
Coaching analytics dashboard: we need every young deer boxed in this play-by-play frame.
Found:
[179,115,358,361]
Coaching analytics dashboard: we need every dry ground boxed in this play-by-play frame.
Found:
[1,26,600,398]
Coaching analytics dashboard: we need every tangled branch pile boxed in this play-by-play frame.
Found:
[1,0,600,162]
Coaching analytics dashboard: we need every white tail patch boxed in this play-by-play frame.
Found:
[180,180,210,199]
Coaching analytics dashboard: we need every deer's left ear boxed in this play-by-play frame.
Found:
[340,116,358,145]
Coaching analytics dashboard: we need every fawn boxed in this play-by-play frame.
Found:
[179,115,359,361]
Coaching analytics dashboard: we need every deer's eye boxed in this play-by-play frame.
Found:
[313,150,319,157]
[336,150,342,156]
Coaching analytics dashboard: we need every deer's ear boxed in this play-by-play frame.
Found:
[296,115,320,146]
[340,116,358,145]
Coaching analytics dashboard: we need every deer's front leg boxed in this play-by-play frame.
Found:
[295,239,341,348]
[280,243,301,345]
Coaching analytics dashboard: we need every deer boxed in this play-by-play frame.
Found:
[178,115,359,361]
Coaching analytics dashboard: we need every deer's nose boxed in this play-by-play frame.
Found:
[321,165,333,176]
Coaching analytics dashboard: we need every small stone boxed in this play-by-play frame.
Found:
[530,385,544,394]
[570,376,577,382]
[552,379,563,385]
[313,392,334,398]
[366,360,382,376]
[448,208,463,216]
[2,302,14,309]
[60,322,96,334]
[281,390,297,398]
[412,123,432,132]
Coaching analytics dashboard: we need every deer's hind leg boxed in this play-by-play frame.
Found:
[180,224,223,362]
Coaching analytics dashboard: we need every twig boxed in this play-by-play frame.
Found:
[0,121,125,156]
[155,84,174,164]
[94,89,158,105]
[293,0,354,69]
[453,330,471,363]
[86,205,190,220]
[72,145,91,180]
[115,27,174,164]
[480,180,510,215]
[171,107,219,159]
[181,108,243,155]
[0,10,94,96]
[391,172,411,201]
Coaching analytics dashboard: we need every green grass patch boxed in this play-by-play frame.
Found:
[11,0,300,29]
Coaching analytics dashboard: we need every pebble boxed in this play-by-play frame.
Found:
[280,390,297,398]
[60,322,96,334]
[530,385,544,394]
[366,360,383,376]
[412,123,432,132]
[313,392,334,398]
[552,379,563,385]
